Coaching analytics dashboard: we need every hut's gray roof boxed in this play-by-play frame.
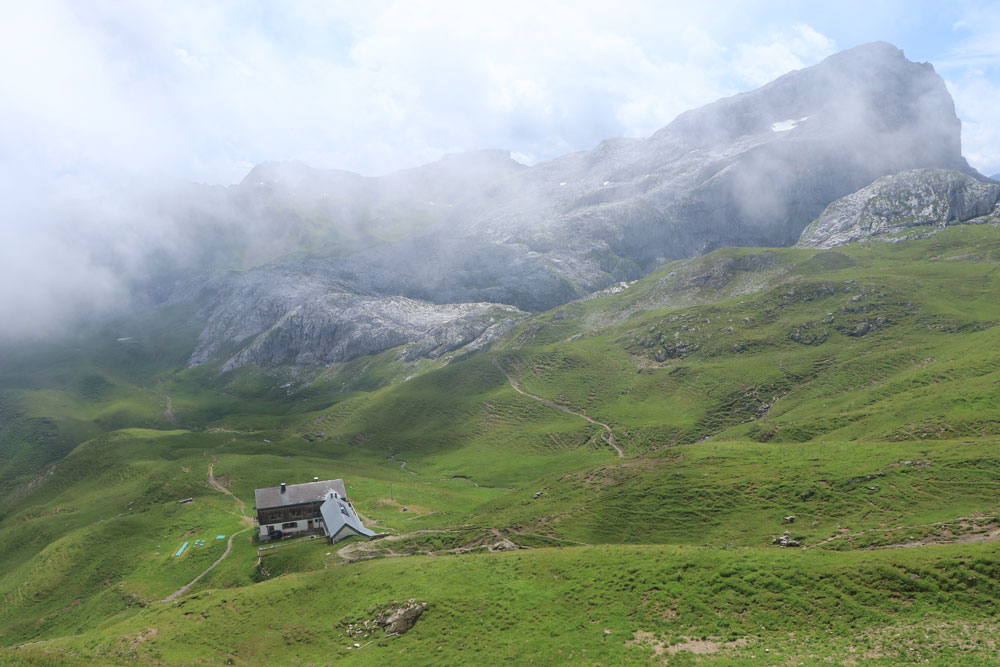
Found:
[254,479,347,509]
[320,491,375,542]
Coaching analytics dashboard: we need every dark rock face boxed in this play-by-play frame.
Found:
[797,168,1000,248]
[184,43,978,368]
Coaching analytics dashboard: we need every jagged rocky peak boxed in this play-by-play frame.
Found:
[459,41,973,263]
[656,42,962,164]
[423,148,524,172]
[797,169,1000,249]
[377,149,525,206]
[241,160,363,189]
[652,40,971,241]
[219,150,529,270]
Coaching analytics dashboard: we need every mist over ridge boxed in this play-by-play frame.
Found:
[0,42,993,363]
[181,42,986,370]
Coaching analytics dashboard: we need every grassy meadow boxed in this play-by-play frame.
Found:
[1,225,1000,663]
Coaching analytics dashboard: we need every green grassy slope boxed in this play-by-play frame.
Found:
[1,225,1000,663]
[0,303,207,488]
[10,543,1000,665]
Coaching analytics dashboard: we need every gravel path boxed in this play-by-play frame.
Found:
[161,460,251,603]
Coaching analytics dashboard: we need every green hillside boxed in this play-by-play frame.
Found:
[2,224,1000,664]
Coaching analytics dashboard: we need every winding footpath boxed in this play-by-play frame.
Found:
[492,357,624,458]
[336,529,461,562]
[161,461,251,603]
[389,455,418,475]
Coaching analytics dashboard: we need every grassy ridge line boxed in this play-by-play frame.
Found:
[12,541,1000,665]
[500,267,1000,450]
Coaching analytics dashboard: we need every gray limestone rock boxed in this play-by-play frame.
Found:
[446,42,972,270]
[773,531,801,547]
[797,168,1000,248]
[189,266,523,370]
[378,601,427,635]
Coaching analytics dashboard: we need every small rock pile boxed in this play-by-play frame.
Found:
[341,600,428,642]
[773,531,801,547]
[490,538,519,552]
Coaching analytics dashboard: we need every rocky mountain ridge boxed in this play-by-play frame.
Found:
[175,42,985,370]
[188,268,525,370]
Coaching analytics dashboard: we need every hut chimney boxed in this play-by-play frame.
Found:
[280,482,286,493]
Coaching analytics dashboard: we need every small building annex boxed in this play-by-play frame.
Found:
[254,478,375,544]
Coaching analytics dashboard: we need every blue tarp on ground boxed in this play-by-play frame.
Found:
[175,541,189,557]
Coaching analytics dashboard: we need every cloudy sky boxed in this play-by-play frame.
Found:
[0,1,998,338]
[2,0,999,196]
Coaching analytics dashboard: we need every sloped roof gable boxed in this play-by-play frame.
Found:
[320,491,375,541]
[254,479,347,510]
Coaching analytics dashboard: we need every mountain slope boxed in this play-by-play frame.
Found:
[3,224,1000,663]
[454,42,970,256]
[183,42,979,370]
[4,40,1000,666]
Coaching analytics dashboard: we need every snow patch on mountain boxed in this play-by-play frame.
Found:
[770,116,809,132]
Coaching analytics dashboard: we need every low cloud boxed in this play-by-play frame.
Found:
[0,1,844,185]
[733,24,837,87]
[0,1,997,338]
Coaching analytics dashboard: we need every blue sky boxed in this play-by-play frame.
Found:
[2,0,999,197]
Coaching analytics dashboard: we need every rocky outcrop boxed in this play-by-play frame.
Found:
[341,599,428,642]
[797,169,1000,248]
[189,267,524,370]
[773,531,801,547]
[378,600,427,635]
